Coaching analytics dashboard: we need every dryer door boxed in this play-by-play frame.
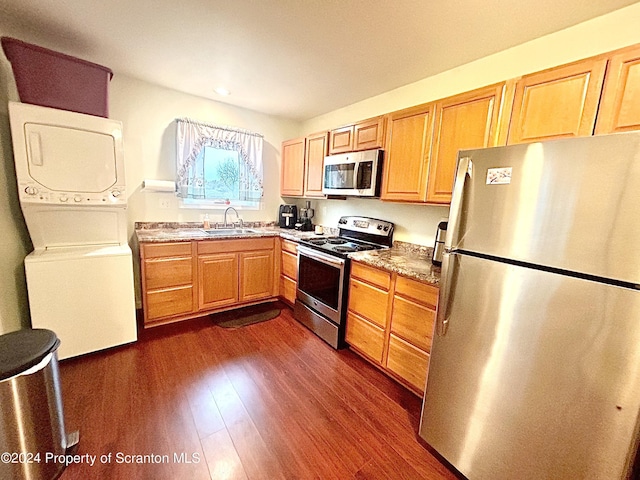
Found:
[25,122,117,193]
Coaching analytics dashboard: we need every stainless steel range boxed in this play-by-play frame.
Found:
[294,216,394,348]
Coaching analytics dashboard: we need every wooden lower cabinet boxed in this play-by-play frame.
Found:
[198,253,239,309]
[279,239,298,305]
[140,237,278,327]
[346,260,438,395]
[141,242,196,325]
[345,312,385,364]
[386,334,430,392]
[240,250,275,302]
[146,285,193,321]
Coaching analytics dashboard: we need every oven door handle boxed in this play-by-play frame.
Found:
[297,246,345,268]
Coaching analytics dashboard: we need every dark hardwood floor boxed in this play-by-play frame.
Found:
[58,304,457,479]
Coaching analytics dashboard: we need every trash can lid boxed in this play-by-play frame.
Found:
[0,329,60,381]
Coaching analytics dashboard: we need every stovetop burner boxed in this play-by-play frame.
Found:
[297,217,394,259]
[307,238,327,245]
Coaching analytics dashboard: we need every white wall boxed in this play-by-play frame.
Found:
[108,75,301,235]
[0,31,32,334]
[301,2,640,248]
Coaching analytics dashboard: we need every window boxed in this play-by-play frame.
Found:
[176,118,264,209]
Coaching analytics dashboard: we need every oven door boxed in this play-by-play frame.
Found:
[296,246,346,324]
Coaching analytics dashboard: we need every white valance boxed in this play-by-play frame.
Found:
[175,118,264,202]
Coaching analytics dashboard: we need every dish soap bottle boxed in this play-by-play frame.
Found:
[203,214,211,229]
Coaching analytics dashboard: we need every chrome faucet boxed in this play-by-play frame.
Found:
[223,207,243,227]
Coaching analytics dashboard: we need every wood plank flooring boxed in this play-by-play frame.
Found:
[58,304,458,479]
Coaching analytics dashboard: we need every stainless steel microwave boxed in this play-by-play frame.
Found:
[322,149,383,197]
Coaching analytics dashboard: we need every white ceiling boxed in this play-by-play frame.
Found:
[0,1,637,121]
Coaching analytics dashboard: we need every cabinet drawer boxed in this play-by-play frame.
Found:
[146,285,193,321]
[280,275,297,305]
[281,251,298,280]
[390,296,435,352]
[198,237,274,255]
[345,312,385,364]
[145,257,192,290]
[386,334,430,392]
[348,278,389,328]
[143,242,191,259]
[350,262,391,290]
[281,239,298,255]
[395,276,438,308]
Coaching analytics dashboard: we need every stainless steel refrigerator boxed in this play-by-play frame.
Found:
[419,133,640,479]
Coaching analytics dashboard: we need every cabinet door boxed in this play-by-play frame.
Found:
[240,250,275,302]
[427,83,509,204]
[144,257,192,290]
[353,117,385,151]
[595,45,640,134]
[281,137,306,196]
[304,131,328,197]
[281,250,297,280]
[329,125,354,154]
[386,334,429,393]
[345,312,385,364]
[280,275,296,305]
[390,296,435,352]
[507,57,608,144]
[381,103,435,202]
[348,278,389,328]
[198,253,238,309]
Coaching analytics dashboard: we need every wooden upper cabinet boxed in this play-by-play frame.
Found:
[281,137,306,196]
[507,57,608,144]
[595,45,640,134]
[329,125,354,154]
[353,116,385,151]
[381,103,435,202]
[304,131,328,197]
[426,82,512,204]
[329,116,385,155]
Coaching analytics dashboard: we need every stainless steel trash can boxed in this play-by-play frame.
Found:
[0,328,79,480]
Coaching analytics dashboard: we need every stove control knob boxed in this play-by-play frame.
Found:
[60,194,69,203]
[377,225,383,230]
[383,226,389,231]
[25,186,38,195]
[74,195,82,203]
[111,189,121,198]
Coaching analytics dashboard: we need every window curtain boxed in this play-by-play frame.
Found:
[175,118,264,201]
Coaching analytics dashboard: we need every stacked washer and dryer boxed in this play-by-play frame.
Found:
[9,101,137,360]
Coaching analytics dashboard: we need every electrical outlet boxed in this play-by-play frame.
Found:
[159,198,171,209]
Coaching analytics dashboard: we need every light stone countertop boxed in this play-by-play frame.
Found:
[134,222,440,285]
[349,241,441,286]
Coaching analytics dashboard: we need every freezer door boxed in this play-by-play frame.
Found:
[420,253,640,480]
[448,132,640,284]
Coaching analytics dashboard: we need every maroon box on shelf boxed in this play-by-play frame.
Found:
[1,37,113,118]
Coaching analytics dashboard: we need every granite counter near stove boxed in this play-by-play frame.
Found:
[348,241,441,286]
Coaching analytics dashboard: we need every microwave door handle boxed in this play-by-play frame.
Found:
[353,162,360,190]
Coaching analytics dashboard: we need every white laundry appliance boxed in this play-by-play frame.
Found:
[9,101,137,360]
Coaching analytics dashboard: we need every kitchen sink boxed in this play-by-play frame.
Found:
[201,228,261,235]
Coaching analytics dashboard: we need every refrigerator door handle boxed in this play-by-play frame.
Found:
[445,156,471,250]
[436,251,456,336]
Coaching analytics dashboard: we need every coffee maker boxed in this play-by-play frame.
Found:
[296,201,315,231]
[278,204,297,229]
